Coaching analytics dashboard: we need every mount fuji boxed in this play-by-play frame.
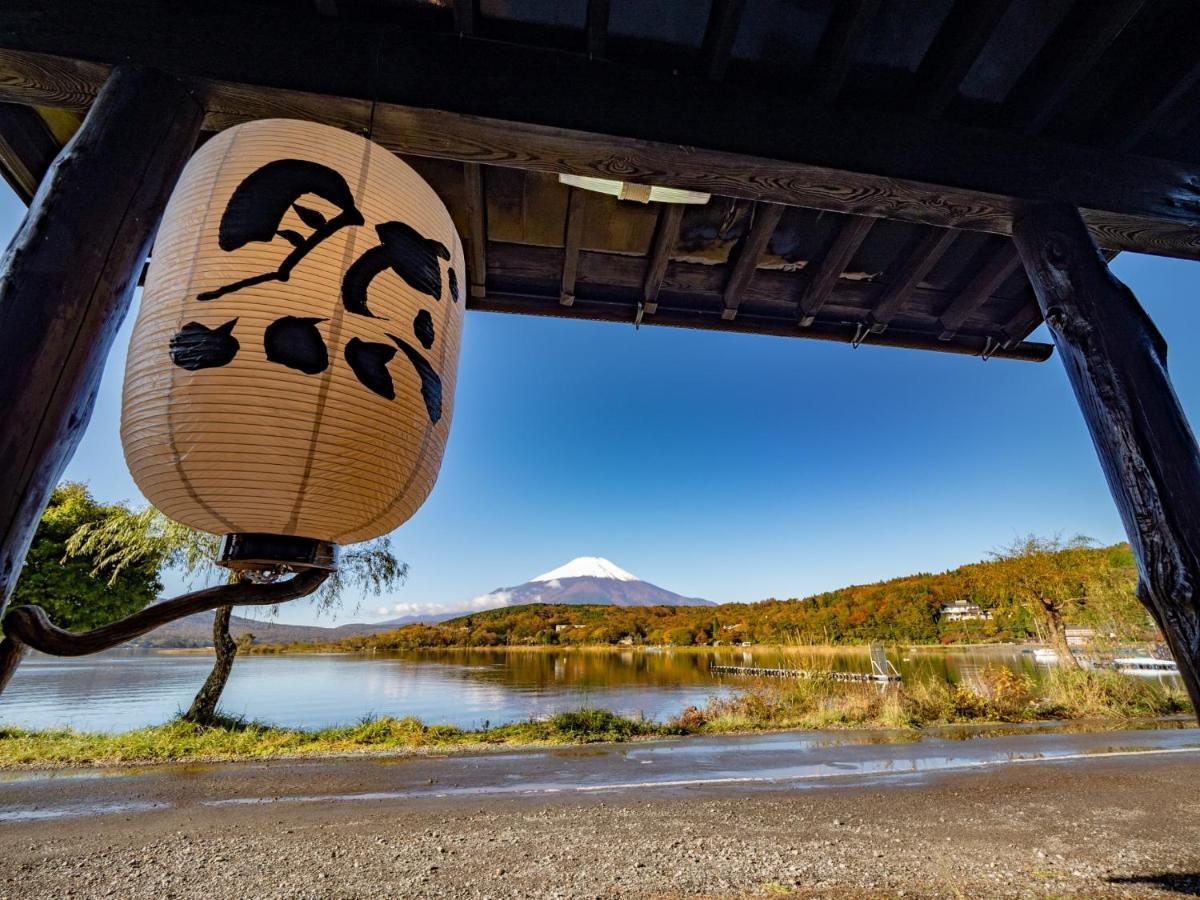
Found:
[377,556,712,626]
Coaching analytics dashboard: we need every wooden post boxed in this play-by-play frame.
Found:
[1012,203,1200,713]
[0,68,204,618]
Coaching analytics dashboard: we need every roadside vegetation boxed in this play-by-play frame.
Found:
[0,667,1187,768]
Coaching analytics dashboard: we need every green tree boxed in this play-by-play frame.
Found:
[12,483,161,630]
[68,506,407,723]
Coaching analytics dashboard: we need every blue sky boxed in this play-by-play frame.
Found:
[4,182,1198,625]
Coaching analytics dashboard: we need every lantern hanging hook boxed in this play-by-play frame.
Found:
[850,321,869,349]
[634,301,645,329]
[980,335,999,362]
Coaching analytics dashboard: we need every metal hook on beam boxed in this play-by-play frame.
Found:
[634,301,644,330]
[979,335,998,362]
[850,321,869,349]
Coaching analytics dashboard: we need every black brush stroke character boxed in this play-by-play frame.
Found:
[264,316,329,374]
[198,160,364,302]
[169,319,240,370]
[413,309,435,350]
[387,333,443,424]
[344,337,397,400]
[342,222,451,317]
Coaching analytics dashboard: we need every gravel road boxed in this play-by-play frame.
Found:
[0,737,1198,897]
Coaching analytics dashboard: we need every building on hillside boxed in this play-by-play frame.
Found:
[939,600,992,622]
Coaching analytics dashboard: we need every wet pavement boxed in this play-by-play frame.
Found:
[1,720,1196,823]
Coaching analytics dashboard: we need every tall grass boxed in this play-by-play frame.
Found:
[0,669,1189,767]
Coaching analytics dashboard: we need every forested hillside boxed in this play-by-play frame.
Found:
[289,542,1151,651]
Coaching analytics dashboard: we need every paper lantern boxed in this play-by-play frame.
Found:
[121,119,464,567]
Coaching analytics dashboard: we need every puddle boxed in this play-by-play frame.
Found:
[0,799,162,822]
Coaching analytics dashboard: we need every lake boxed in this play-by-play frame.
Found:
[0,645,1176,732]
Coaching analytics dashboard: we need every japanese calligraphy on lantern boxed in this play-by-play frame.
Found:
[121,119,465,545]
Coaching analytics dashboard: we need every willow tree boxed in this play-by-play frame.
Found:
[68,508,406,722]
[986,534,1110,669]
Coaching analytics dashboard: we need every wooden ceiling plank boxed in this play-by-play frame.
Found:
[5,11,1200,257]
[559,186,588,307]
[865,227,958,333]
[1003,0,1147,135]
[936,242,1022,339]
[1118,58,1200,151]
[720,202,784,321]
[811,0,882,102]
[586,0,610,59]
[796,215,876,327]
[911,0,1015,119]
[642,203,685,315]
[700,0,746,82]
[0,102,58,203]
[454,0,476,36]
[463,162,487,299]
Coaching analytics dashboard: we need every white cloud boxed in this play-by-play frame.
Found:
[376,606,389,615]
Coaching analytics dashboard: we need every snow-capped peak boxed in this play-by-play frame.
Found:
[531,557,639,583]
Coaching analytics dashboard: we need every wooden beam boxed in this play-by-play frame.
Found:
[936,242,1022,339]
[1117,58,1200,151]
[810,0,881,102]
[560,186,587,307]
[911,0,1014,119]
[463,162,487,299]
[1001,0,1146,135]
[585,0,610,59]
[0,66,203,617]
[642,203,684,315]
[4,6,1200,257]
[866,227,958,332]
[797,215,875,327]
[313,0,337,17]
[721,202,784,321]
[1013,202,1200,715]
[453,0,476,36]
[699,0,746,82]
[0,102,57,203]
[473,289,1051,362]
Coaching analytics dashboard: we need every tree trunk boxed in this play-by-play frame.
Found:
[1038,598,1080,670]
[0,67,203,616]
[1013,203,1200,714]
[185,605,237,724]
[0,637,27,693]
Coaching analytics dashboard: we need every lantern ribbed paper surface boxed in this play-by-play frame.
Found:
[121,119,464,544]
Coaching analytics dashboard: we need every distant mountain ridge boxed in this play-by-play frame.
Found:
[137,557,709,647]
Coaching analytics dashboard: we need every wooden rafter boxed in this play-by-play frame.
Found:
[796,215,875,327]
[910,0,1014,119]
[1001,0,1146,135]
[453,0,476,36]
[313,0,337,17]
[3,7,1200,257]
[866,228,958,333]
[720,202,784,321]
[0,102,58,203]
[586,0,609,59]
[1118,58,1200,151]
[642,203,685,316]
[936,242,1022,340]
[463,162,487,299]
[810,0,881,102]
[559,186,587,307]
[699,0,746,82]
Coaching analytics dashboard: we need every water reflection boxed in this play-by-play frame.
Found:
[0,645,1181,733]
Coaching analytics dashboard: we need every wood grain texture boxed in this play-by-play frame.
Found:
[463,162,487,298]
[721,202,784,320]
[3,4,1200,257]
[0,67,203,614]
[642,203,684,315]
[867,227,958,332]
[560,186,587,306]
[796,215,875,326]
[0,101,57,202]
[936,242,1022,339]
[1013,202,1200,714]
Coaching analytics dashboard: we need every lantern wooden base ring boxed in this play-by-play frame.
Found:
[217,533,338,572]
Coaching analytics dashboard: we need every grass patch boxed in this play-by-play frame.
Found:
[0,707,675,768]
[0,668,1189,768]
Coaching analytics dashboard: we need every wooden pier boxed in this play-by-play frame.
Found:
[708,663,900,684]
